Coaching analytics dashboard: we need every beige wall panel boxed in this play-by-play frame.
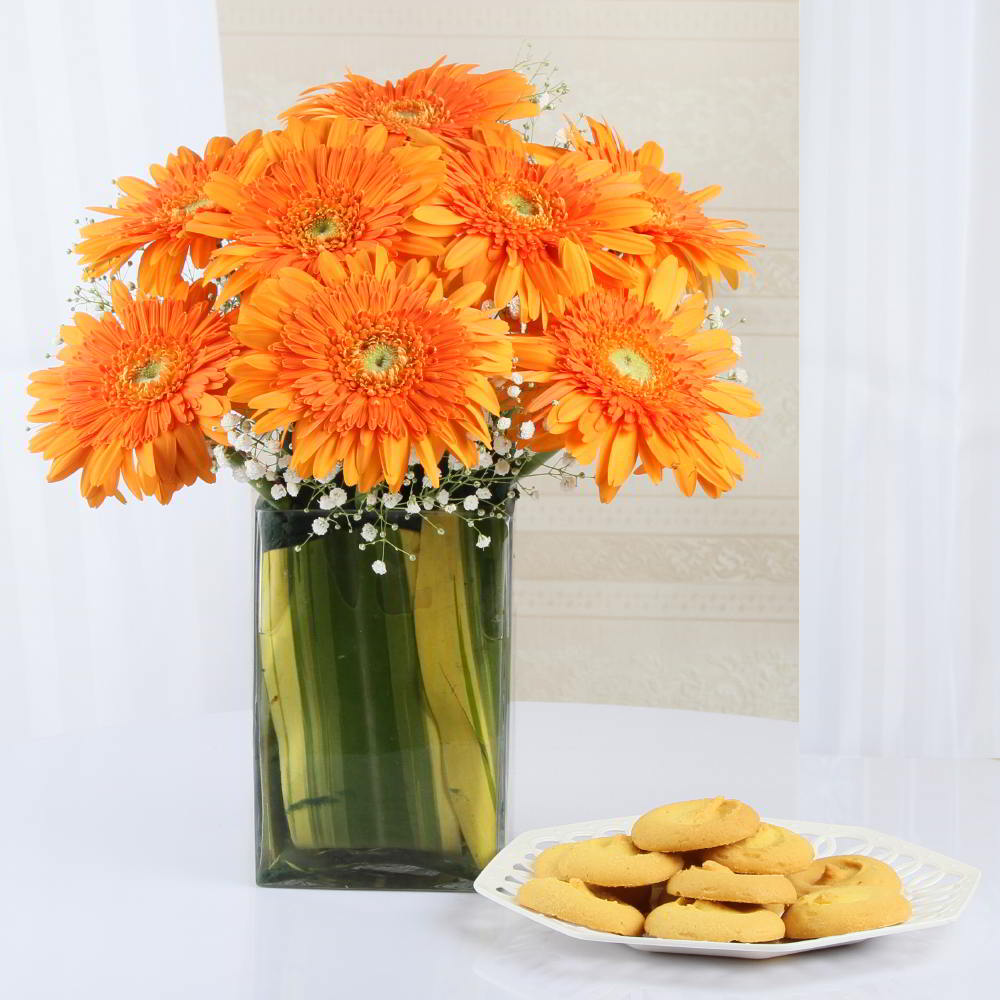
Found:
[218,0,799,720]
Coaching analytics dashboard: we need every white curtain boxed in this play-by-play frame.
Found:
[801,0,1000,757]
[0,0,250,743]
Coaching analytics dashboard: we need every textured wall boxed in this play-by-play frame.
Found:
[216,0,798,719]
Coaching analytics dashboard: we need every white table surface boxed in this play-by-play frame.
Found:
[1,702,996,999]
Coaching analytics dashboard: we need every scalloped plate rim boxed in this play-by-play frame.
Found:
[473,814,981,960]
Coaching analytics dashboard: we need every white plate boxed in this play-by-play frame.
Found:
[474,815,981,960]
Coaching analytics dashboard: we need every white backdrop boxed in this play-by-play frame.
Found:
[0,0,249,743]
[801,0,1000,757]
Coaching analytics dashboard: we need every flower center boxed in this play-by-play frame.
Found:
[181,196,213,215]
[490,181,552,231]
[380,97,444,129]
[609,346,652,384]
[360,340,402,376]
[133,358,165,384]
[504,192,542,218]
[307,214,342,241]
[116,350,182,403]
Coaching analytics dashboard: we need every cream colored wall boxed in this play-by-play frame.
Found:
[216,0,798,720]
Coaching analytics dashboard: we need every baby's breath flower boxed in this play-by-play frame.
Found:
[221,411,241,431]
[495,459,511,475]
[730,335,743,357]
[445,503,457,513]
[422,498,434,511]
[519,420,535,440]
[436,489,450,506]
[312,517,329,536]
[493,434,512,455]
[372,560,387,575]
[496,416,512,431]
[476,534,491,549]
[476,487,491,500]
[270,483,287,500]
[507,385,521,398]
[244,460,265,481]
[286,481,300,497]
[463,495,479,511]
[382,491,402,509]
[406,499,420,515]
[361,523,378,542]
[447,454,464,471]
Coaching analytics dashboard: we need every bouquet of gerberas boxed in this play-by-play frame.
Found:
[27,57,761,890]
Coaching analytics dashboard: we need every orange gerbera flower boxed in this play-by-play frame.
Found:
[512,257,760,501]
[535,118,759,295]
[76,131,262,295]
[228,248,512,491]
[410,126,654,323]
[281,57,539,141]
[27,281,239,506]
[188,118,443,304]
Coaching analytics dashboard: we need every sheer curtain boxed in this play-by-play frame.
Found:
[801,0,1000,757]
[0,0,250,743]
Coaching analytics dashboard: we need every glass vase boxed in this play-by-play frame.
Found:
[253,499,513,890]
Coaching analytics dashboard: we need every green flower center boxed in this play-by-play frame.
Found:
[182,196,213,214]
[307,215,341,241]
[133,359,164,384]
[504,192,542,217]
[361,342,400,376]
[609,347,652,384]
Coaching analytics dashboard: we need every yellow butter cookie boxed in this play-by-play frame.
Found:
[532,842,575,878]
[788,854,902,895]
[783,885,911,939]
[702,823,814,874]
[516,876,645,936]
[644,897,785,943]
[667,860,796,905]
[632,797,760,853]
[556,834,683,887]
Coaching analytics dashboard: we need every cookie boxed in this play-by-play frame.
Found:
[556,834,683,887]
[516,877,645,936]
[702,823,814,875]
[783,885,911,939]
[667,860,796,905]
[533,842,575,878]
[788,855,902,896]
[632,797,760,853]
[644,897,785,943]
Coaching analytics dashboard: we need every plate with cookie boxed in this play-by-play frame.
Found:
[474,797,980,959]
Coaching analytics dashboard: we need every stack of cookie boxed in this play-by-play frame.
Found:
[516,796,911,943]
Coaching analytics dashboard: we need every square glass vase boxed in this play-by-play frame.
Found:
[254,499,513,890]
